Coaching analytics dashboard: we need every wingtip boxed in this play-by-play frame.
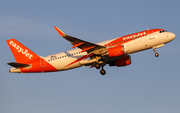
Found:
[54,26,65,36]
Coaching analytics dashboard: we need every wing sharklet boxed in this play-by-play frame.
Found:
[54,26,65,36]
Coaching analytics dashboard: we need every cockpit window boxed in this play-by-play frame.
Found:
[159,30,167,33]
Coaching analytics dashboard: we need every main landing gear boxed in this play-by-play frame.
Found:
[95,60,106,75]
[95,63,100,69]
[100,67,106,75]
[153,48,159,57]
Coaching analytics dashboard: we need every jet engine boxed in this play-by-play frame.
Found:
[109,55,131,67]
[107,45,128,57]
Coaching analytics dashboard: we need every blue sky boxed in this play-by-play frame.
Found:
[1,0,180,113]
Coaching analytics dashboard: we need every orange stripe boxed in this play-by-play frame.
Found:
[65,54,94,67]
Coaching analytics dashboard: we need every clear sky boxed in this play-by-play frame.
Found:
[1,0,180,113]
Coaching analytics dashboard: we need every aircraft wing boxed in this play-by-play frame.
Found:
[54,26,106,54]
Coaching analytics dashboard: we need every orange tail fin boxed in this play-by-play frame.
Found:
[6,38,40,63]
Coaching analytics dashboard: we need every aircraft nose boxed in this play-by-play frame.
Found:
[170,32,176,40]
[172,33,176,39]
[168,32,176,41]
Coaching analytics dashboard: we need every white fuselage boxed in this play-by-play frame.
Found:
[42,31,175,71]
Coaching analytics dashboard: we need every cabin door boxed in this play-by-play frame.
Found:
[40,59,46,68]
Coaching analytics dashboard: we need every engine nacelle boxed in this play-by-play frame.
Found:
[107,45,128,57]
[109,55,131,67]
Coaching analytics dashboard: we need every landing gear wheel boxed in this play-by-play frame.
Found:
[95,63,100,69]
[100,69,106,75]
[155,53,159,57]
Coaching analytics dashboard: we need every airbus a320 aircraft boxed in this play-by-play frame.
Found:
[7,27,176,75]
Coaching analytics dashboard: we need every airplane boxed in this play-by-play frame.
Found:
[7,26,176,75]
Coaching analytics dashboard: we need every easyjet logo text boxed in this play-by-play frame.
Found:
[9,41,33,59]
[123,32,146,40]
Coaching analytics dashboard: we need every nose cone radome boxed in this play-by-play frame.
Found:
[170,32,176,41]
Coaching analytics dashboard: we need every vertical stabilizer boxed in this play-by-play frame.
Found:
[6,38,40,63]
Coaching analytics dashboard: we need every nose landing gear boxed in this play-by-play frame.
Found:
[153,48,159,57]
[152,44,165,57]
[155,53,159,57]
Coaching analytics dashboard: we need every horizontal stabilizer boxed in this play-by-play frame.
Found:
[7,62,30,68]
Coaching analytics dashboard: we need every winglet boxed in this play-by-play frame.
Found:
[54,26,65,36]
